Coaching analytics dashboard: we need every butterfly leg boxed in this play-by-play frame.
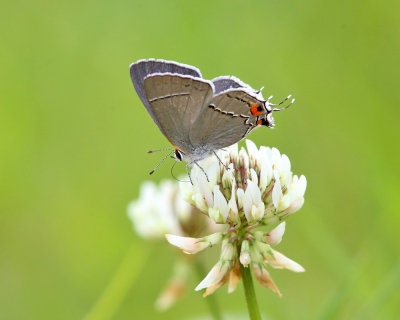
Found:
[185,162,194,185]
[213,151,229,170]
[193,161,210,182]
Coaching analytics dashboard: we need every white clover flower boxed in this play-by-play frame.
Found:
[128,180,186,239]
[127,179,222,310]
[128,180,220,239]
[181,140,306,227]
[166,140,306,296]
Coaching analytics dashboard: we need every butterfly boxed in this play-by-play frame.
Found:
[130,59,293,181]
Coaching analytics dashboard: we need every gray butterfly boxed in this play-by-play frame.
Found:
[129,59,293,181]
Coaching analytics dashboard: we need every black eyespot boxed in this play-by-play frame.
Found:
[257,106,263,112]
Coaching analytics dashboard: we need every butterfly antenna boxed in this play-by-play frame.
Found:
[256,86,264,94]
[149,151,174,175]
[272,97,295,112]
[147,148,173,153]
[269,94,292,107]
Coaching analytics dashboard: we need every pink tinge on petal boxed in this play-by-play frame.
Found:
[165,234,208,254]
[284,197,304,215]
[265,249,305,272]
[266,222,286,245]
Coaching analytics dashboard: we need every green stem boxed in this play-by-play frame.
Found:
[193,259,223,320]
[240,262,262,320]
[83,243,148,320]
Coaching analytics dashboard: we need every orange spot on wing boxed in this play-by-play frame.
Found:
[250,104,263,116]
[257,119,262,125]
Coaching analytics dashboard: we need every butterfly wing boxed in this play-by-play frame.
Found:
[131,60,269,155]
[211,89,267,123]
[143,73,214,152]
[189,90,262,150]
[130,59,203,131]
[212,76,248,94]
[212,76,269,118]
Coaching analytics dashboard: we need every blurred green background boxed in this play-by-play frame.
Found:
[1,0,399,319]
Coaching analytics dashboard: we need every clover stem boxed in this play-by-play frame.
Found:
[239,245,262,320]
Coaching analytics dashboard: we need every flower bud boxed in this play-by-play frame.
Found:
[249,243,263,268]
[266,222,286,245]
[246,139,259,168]
[220,239,236,263]
[208,207,225,223]
[240,240,251,267]
[221,167,234,190]
[166,232,223,254]
[209,185,228,223]
[239,147,249,169]
[195,261,230,291]
[254,241,273,258]
[228,184,240,224]
[192,194,207,214]
[204,232,223,247]
[165,235,209,254]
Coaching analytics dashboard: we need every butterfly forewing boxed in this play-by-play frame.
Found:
[130,59,203,135]
[143,73,214,152]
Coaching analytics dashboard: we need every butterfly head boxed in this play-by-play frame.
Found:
[259,94,295,128]
[174,148,184,162]
[262,112,275,128]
